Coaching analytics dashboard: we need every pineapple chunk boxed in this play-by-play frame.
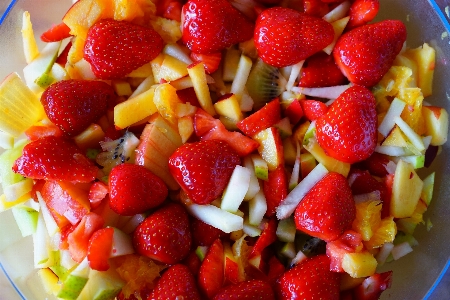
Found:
[352,200,382,241]
[342,252,378,278]
[403,43,435,97]
[398,87,425,135]
[153,83,182,125]
[364,217,397,249]
[150,17,182,44]
[178,116,194,143]
[114,86,157,129]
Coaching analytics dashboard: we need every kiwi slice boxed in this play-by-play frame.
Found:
[246,59,286,110]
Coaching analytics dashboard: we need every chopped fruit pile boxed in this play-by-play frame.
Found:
[0,0,447,299]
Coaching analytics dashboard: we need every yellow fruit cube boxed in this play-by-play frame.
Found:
[403,43,435,97]
[364,217,397,250]
[214,94,244,123]
[342,251,378,278]
[352,200,382,241]
[153,83,182,125]
[114,86,157,129]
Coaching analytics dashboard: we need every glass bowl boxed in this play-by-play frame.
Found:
[0,0,449,299]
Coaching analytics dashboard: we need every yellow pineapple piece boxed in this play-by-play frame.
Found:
[364,217,397,250]
[378,66,413,96]
[74,124,105,149]
[150,17,182,44]
[372,87,391,115]
[352,200,382,241]
[114,86,157,129]
[342,251,378,278]
[393,54,418,87]
[153,83,182,125]
[398,87,425,135]
[403,43,435,97]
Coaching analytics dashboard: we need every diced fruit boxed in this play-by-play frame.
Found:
[422,106,449,146]
[214,94,244,124]
[56,258,90,300]
[342,251,378,278]
[263,165,288,217]
[213,279,275,300]
[298,52,346,87]
[253,127,284,171]
[254,7,334,67]
[294,172,356,242]
[403,43,435,97]
[353,271,393,300]
[133,203,191,264]
[304,137,350,177]
[352,200,382,241]
[87,227,114,271]
[68,213,105,263]
[364,217,397,249]
[84,19,164,79]
[347,0,380,29]
[326,230,363,272]
[186,203,244,233]
[198,239,224,299]
[187,62,216,116]
[114,86,157,129]
[221,166,251,213]
[237,98,281,136]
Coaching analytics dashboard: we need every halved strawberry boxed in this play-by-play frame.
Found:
[13,136,98,183]
[263,165,288,217]
[41,79,116,136]
[198,238,225,299]
[213,279,275,300]
[192,218,227,247]
[84,19,164,79]
[181,0,255,54]
[149,264,201,300]
[347,0,380,30]
[316,85,377,164]
[109,164,168,215]
[254,7,334,67]
[295,172,356,242]
[249,218,278,258]
[169,139,240,204]
[300,99,328,121]
[133,203,192,264]
[237,98,281,137]
[298,52,347,88]
[87,227,114,271]
[333,20,406,87]
[276,255,340,299]
[190,52,222,74]
[40,22,72,42]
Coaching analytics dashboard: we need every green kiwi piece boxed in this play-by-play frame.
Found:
[246,59,286,110]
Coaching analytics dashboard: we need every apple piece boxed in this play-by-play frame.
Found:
[22,11,40,63]
[390,159,424,218]
[378,97,406,137]
[36,192,59,237]
[305,138,350,177]
[242,156,261,200]
[33,210,53,268]
[392,155,425,169]
[280,242,297,259]
[283,138,297,166]
[126,62,153,78]
[375,242,395,265]
[302,120,316,145]
[375,145,407,156]
[4,178,33,202]
[422,106,449,146]
[323,0,351,22]
[248,190,267,226]
[153,83,183,124]
[0,74,44,137]
[275,117,293,138]
[37,268,61,296]
[221,166,251,213]
[112,80,132,96]
[391,241,414,260]
[253,127,284,171]
[288,143,301,191]
[114,86,157,129]
[230,55,253,101]
[276,217,296,243]
[57,258,90,300]
[421,172,435,206]
[120,213,146,234]
[292,84,351,100]
[394,116,425,151]
[300,152,317,179]
[323,16,350,55]
[285,61,304,92]
[74,124,105,150]
[178,115,195,143]
[11,205,39,237]
[0,131,14,149]
[188,62,216,116]
[223,47,242,82]
[276,163,329,219]
[158,54,190,82]
[251,154,269,181]
[186,204,244,233]
[163,43,192,64]
[243,218,262,237]
[214,94,244,124]
[382,126,408,147]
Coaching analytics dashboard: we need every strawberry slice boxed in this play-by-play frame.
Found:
[213,279,275,300]
[316,85,377,164]
[133,203,191,264]
[84,19,164,79]
[254,7,334,67]
[300,99,328,121]
[194,109,260,156]
[276,255,340,299]
[298,52,347,88]
[347,0,380,30]
[249,218,278,259]
[263,165,288,217]
[190,52,222,74]
[198,238,224,299]
[149,264,201,300]
[353,271,393,300]
[333,20,407,87]
[181,0,254,54]
[87,227,114,271]
[169,140,240,204]
[88,181,108,210]
[294,172,356,242]
[13,136,98,183]
[236,98,281,137]
[40,22,72,42]
[41,79,116,136]
[108,164,168,216]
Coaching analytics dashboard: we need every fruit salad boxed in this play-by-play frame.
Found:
[0,0,448,299]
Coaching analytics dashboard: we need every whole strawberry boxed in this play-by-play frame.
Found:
[41,80,115,136]
[213,280,275,300]
[254,7,334,67]
[149,264,201,300]
[13,136,98,183]
[181,0,254,54]
[84,19,163,79]
[168,140,241,204]
[333,20,406,87]
[133,203,191,264]
[316,85,377,164]
[108,164,168,216]
[276,255,340,300]
[294,172,356,242]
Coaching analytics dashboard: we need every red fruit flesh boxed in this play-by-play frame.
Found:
[190,52,222,74]
[263,165,288,217]
[41,79,115,136]
[347,0,380,29]
[198,239,225,299]
[298,52,347,88]
[84,19,163,79]
[333,20,407,87]
[294,172,356,242]
[40,22,72,42]
[109,164,168,216]
[13,136,98,183]
[192,218,227,247]
[181,0,254,54]
[276,255,340,300]
[87,227,114,271]
[213,279,275,300]
[133,203,192,264]
[316,85,377,164]
[300,99,328,121]
[149,264,201,300]
[237,98,281,136]
[169,140,241,204]
[254,7,334,67]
